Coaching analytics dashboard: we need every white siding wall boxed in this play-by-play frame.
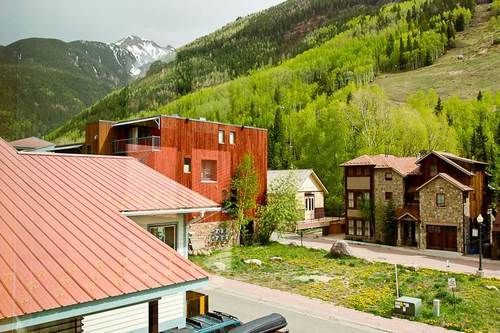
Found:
[82,293,185,333]
[301,176,321,192]
[129,214,187,257]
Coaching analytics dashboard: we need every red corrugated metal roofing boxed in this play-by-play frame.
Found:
[0,139,214,321]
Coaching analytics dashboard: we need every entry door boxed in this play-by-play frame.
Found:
[304,194,315,220]
[426,225,457,251]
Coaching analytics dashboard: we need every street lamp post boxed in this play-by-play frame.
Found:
[477,214,484,277]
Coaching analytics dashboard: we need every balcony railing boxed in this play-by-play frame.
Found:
[113,136,160,154]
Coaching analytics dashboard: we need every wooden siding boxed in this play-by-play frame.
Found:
[82,293,185,333]
[87,116,267,223]
[346,177,371,190]
[85,121,114,155]
[6,317,82,333]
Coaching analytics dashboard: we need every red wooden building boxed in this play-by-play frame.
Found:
[84,115,268,249]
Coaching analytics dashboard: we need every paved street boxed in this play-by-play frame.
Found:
[276,233,500,278]
[200,276,455,333]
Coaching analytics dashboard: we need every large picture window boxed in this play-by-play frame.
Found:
[201,160,217,181]
[148,224,177,250]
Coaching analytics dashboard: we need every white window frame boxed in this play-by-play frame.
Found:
[218,130,225,144]
[348,192,354,208]
[229,131,235,144]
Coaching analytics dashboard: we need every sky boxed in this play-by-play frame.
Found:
[0,0,284,47]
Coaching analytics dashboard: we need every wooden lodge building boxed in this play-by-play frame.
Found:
[83,115,268,250]
[341,151,492,253]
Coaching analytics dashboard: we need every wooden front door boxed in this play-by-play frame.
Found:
[304,194,315,220]
[426,225,457,251]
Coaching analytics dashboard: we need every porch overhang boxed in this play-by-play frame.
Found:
[0,278,208,332]
[121,206,221,217]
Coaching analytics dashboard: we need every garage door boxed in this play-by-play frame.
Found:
[426,225,457,251]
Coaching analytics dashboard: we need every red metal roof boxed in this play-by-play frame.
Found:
[340,155,419,176]
[8,137,54,150]
[0,139,214,321]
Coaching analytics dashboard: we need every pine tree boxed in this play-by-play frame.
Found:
[435,97,443,115]
[398,37,406,70]
[470,123,489,162]
[386,34,394,58]
[455,13,465,32]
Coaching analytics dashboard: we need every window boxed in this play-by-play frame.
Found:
[229,131,236,144]
[305,195,315,211]
[348,192,355,208]
[356,221,363,236]
[436,193,445,207]
[183,157,191,173]
[348,220,354,235]
[385,192,393,201]
[364,221,370,237]
[218,130,225,144]
[355,192,364,209]
[385,171,393,180]
[148,224,176,250]
[201,160,217,181]
[430,164,437,176]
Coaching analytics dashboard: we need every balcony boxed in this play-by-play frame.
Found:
[113,136,160,154]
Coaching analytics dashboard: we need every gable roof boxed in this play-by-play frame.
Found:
[9,137,54,151]
[340,155,419,177]
[0,138,215,322]
[395,205,420,221]
[415,173,473,192]
[415,151,476,176]
[267,169,328,194]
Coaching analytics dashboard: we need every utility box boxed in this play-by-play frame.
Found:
[393,296,422,317]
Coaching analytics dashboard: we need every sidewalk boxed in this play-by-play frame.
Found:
[276,233,500,278]
[205,275,456,333]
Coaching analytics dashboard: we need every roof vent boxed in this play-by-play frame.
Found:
[199,117,207,121]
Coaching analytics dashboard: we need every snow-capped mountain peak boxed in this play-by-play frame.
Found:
[112,35,175,76]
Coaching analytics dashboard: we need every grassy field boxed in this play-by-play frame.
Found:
[192,243,500,332]
[375,4,500,102]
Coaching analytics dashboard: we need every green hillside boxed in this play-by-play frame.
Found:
[46,0,394,137]
[376,3,500,101]
[49,0,499,213]
[0,38,134,140]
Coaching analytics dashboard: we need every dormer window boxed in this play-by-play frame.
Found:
[218,130,225,144]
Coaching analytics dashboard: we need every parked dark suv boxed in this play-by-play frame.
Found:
[164,312,287,333]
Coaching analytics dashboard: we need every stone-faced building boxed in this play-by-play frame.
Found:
[341,151,491,253]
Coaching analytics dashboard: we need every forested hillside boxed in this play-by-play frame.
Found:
[0,36,173,140]
[49,0,499,213]
[0,38,135,139]
[48,0,394,133]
